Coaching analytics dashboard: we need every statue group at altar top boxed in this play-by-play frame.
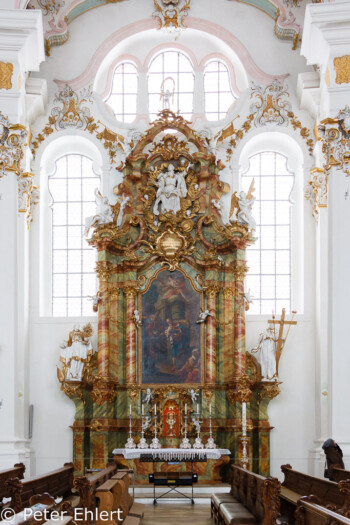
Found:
[84,188,129,237]
[153,163,187,216]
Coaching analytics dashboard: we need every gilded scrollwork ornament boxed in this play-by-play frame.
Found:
[319,106,350,177]
[304,167,327,221]
[153,0,191,32]
[258,381,282,401]
[0,112,28,178]
[91,376,117,406]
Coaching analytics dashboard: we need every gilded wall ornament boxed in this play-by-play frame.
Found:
[304,167,327,221]
[91,376,117,406]
[153,0,191,32]
[0,62,13,90]
[51,85,93,130]
[18,172,40,227]
[0,112,28,178]
[318,106,350,176]
[250,80,292,127]
[334,56,350,85]
[37,0,65,15]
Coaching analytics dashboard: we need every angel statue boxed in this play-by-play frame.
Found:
[251,326,278,381]
[144,388,153,405]
[238,191,256,230]
[196,309,214,324]
[57,324,95,382]
[113,194,130,228]
[84,188,114,236]
[132,309,142,328]
[188,388,198,404]
[212,199,228,224]
[153,164,187,215]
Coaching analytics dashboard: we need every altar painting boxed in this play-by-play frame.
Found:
[141,270,201,384]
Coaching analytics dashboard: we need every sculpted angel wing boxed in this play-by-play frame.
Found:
[246,178,256,201]
[229,191,239,219]
[94,188,103,206]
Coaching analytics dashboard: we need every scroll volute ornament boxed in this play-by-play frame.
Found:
[261,477,282,525]
[318,106,350,176]
[91,375,117,406]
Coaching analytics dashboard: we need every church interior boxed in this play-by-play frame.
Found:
[0,0,350,523]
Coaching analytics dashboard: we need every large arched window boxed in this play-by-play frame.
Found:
[148,50,194,119]
[104,62,138,122]
[204,60,236,121]
[242,151,295,314]
[48,154,99,317]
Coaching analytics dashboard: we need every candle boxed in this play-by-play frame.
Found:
[242,402,247,437]
[197,403,199,414]
[209,403,212,415]
[129,404,132,416]
[142,403,144,415]
[185,403,187,415]
[154,404,157,415]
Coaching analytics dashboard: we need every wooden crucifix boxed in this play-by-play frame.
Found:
[268,308,297,375]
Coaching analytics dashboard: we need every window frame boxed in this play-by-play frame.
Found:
[104,60,139,123]
[203,58,236,121]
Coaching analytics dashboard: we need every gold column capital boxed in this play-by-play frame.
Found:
[232,261,248,282]
[203,283,221,298]
[95,261,114,281]
[123,285,138,298]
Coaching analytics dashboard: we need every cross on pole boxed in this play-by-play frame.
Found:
[268,308,297,375]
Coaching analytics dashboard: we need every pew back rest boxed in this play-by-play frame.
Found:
[281,464,344,507]
[295,496,350,525]
[0,464,26,500]
[73,464,118,511]
[19,463,74,508]
[332,467,350,484]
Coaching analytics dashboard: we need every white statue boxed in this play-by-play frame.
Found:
[144,388,153,405]
[212,199,228,224]
[188,389,198,404]
[243,289,254,307]
[58,324,94,382]
[142,416,152,432]
[251,326,277,381]
[153,164,187,215]
[84,188,114,236]
[237,191,256,230]
[88,293,100,312]
[132,309,142,328]
[196,309,214,324]
[115,194,130,227]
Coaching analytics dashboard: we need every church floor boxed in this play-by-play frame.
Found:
[140,502,212,524]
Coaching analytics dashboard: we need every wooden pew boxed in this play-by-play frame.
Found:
[331,467,350,483]
[1,493,55,525]
[6,463,74,513]
[110,472,144,519]
[295,495,350,525]
[95,477,142,525]
[0,464,25,510]
[280,464,350,521]
[215,464,282,525]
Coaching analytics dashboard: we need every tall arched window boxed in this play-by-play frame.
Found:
[105,62,138,122]
[48,154,100,317]
[204,60,235,121]
[242,151,295,314]
[148,50,194,119]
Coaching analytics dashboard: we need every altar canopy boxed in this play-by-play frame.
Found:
[58,110,279,481]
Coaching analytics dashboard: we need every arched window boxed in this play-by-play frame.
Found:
[204,60,235,121]
[48,154,100,317]
[242,151,295,314]
[105,62,138,123]
[148,50,194,119]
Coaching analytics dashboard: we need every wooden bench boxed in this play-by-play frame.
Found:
[280,464,350,521]
[295,495,350,525]
[95,476,142,525]
[0,464,26,510]
[214,464,282,525]
[331,467,350,484]
[6,463,74,513]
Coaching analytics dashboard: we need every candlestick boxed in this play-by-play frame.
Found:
[209,403,212,415]
[242,402,247,437]
[196,403,199,414]
[129,404,132,416]
[142,403,144,415]
[154,403,157,415]
[150,407,161,449]
[180,413,191,449]
[185,403,187,415]
[125,411,136,448]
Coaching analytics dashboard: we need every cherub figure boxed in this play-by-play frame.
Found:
[132,309,142,328]
[144,388,153,405]
[188,388,198,404]
[196,309,214,324]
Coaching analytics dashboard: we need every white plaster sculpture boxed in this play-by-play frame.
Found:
[153,164,187,215]
[212,198,228,224]
[251,326,277,381]
[84,188,114,236]
[196,309,214,324]
[237,191,256,230]
[243,290,254,305]
[132,309,142,328]
[145,388,153,405]
[188,388,198,404]
[115,194,130,227]
[58,324,94,382]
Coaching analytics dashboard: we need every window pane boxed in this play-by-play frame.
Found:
[242,151,294,314]
[204,60,236,120]
[49,154,99,317]
[105,62,138,123]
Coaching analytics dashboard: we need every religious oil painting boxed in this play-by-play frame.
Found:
[141,270,201,384]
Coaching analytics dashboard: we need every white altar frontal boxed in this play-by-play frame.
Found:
[112,448,231,461]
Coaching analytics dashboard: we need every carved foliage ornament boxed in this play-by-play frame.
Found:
[153,0,191,31]
[18,172,40,227]
[250,80,291,127]
[319,106,350,176]
[304,167,327,221]
[0,112,28,178]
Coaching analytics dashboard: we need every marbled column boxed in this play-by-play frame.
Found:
[125,287,137,384]
[96,262,112,377]
[223,288,235,382]
[234,261,248,377]
[206,287,218,384]
[109,289,120,380]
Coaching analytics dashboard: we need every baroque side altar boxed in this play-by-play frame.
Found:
[58,111,279,482]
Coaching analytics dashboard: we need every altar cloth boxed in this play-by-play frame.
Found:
[112,448,231,460]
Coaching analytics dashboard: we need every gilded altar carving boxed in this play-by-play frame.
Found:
[0,62,13,90]
[319,106,350,176]
[258,381,282,401]
[95,261,114,281]
[91,376,117,406]
[334,56,350,85]
[304,167,327,220]
[59,381,85,403]
[0,112,28,178]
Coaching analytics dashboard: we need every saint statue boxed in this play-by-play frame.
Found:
[251,326,278,381]
[84,188,114,236]
[58,324,94,382]
[153,164,187,215]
